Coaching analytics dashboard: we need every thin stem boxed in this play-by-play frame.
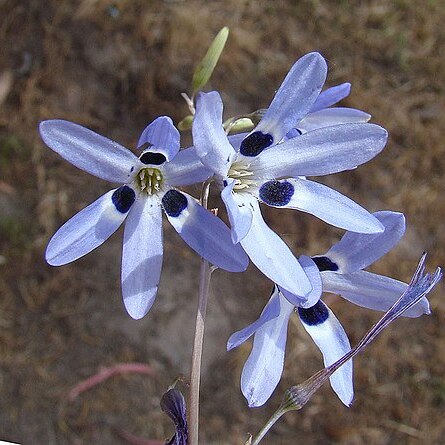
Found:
[188,181,212,445]
[250,406,288,445]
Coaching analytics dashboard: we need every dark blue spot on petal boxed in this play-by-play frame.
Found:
[162,189,188,217]
[240,131,273,157]
[298,300,329,326]
[112,185,135,213]
[139,151,167,165]
[259,180,294,206]
[223,180,228,187]
[312,256,339,272]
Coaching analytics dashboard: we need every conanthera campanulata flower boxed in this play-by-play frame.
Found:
[228,211,430,408]
[40,117,248,319]
[193,52,387,299]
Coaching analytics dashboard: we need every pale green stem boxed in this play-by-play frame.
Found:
[188,180,212,445]
[250,406,289,445]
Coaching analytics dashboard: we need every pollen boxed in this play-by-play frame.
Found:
[136,167,164,195]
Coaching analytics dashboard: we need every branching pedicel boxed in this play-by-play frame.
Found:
[40,27,442,445]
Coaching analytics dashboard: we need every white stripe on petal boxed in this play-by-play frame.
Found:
[241,292,294,407]
[122,196,163,320]
[39,120,136,183]
[322,270,430,317]
[252,123,388,180]
[298,301,353,406]
[280,255,323,308]
[310,82,351,112]
[325,211,406,273]
[298,107,370,133]
[255,52,327,142]
[259,177,384,234]
[46,189,129,266]
[240,198,312,297]
[164,191,249,272]
[221,181,253,243]
[193,91,236,178]
[227,286,281,351]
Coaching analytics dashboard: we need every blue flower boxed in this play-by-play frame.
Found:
[228,211,430,408]
[192,52,388,298]
[40,116,248,319]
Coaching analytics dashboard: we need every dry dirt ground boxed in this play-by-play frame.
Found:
[1,1,444,444]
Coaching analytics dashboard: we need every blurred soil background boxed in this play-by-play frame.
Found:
[0,0,444,444]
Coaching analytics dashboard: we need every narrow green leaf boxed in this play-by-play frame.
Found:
[192,26,229,94]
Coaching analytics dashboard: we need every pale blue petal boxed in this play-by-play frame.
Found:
[321,270,430,317]
[163,190,249,272]
[252,123,388,179]
[257,177,384,234]
[298,301,353,406]
[310,83,351,112]
[298,108,370,133]
[325,211,406,273]
[163,146,212,187]
[280,255,322,308]
[137,116,180,161]
[239,198,312,296]
[46,188,131,266]
[285,128,302,140]
[228,132,249,152]
[39,120,136,183]
[221,181,253,243]
[122,196,163,320]
[193,91,236,178]
[227,286,281,350]
[241,293,294,407]
[254,52,327,142]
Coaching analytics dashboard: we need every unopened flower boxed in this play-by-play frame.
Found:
[161,388,188,445]
[40,117,248,319]
[193,52,387,298]
[228,211,430,408]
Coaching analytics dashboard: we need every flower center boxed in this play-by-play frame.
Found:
[136,167,164,195]
[228,160,257,191]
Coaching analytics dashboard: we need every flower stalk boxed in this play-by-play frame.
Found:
[188,180,213,445]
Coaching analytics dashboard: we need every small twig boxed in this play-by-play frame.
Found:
[68,363,155,401]
[181,92,195,115]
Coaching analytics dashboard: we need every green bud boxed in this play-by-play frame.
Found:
[227,117,255,133]
[192,26,229,94]
[177,115,194,131]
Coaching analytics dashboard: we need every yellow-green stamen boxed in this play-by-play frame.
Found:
[137,167,164,195]
[228,161,257,191]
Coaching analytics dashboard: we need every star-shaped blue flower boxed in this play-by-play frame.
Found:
[192,52,388,298]
[40,116,248,319]
[228,211,430,408]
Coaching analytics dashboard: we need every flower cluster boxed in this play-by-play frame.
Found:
[40,51,435,408]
